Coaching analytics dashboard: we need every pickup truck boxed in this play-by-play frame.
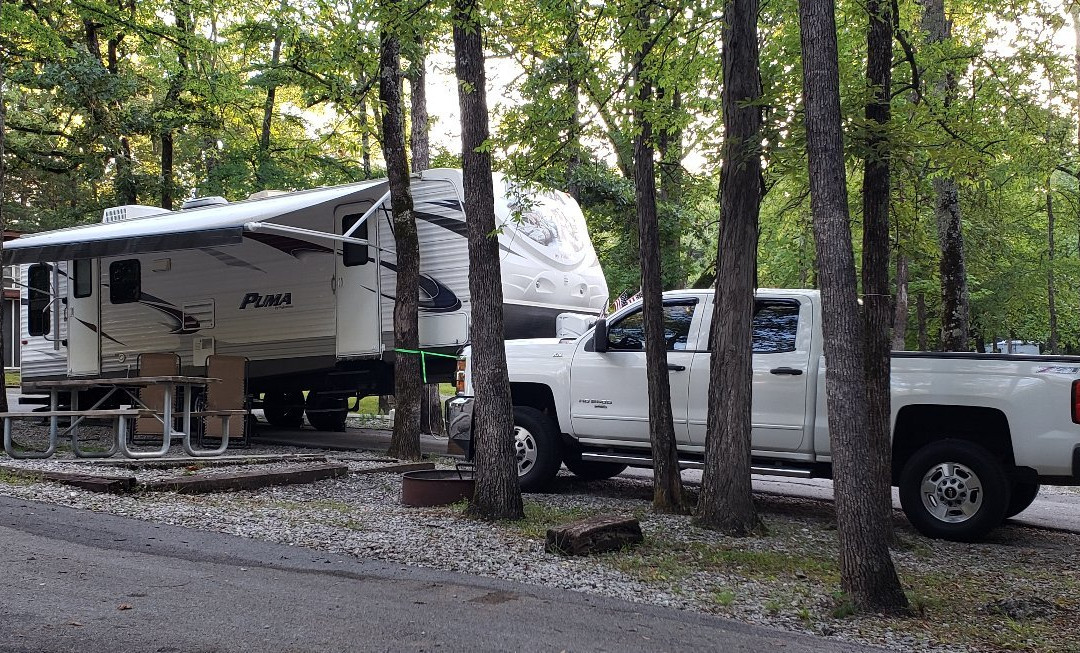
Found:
[447,289,1080,541]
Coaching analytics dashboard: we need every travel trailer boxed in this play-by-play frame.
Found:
[9,169,608,429]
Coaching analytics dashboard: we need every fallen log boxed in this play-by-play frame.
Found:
[545,514,643,556]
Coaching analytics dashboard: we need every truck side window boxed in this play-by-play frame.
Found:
[73,259,93,298]
[109,259,141,304]
[342,214,369,266]
[27,263,52,336]
[753,302,799,353]
[607,301,697,351]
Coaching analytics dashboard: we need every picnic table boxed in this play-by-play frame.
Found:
[1,376,246,460]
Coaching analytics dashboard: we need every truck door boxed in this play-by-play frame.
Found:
[67,258,101,376]
[569,298,699,445]
[687,297,810,452]
[335,202,382,357]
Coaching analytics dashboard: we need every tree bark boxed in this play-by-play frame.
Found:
[1047,177,1058,355]
[632,4,686,515]
[0,5,8,413]
[257,0,287,188]
[380,5,422,462]
[161,0,189,210]
[361,97,372,179]
[408,42,430,173]
[798,0,907,613]
[694,0,763,535]
[454,0,524,521]
[892,252,908,350]
[861,0,895,539]
[565,5,583,202]
[1073,9,1079,321]
[921,0,969,352]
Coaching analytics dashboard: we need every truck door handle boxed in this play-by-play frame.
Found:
[667,364,686,372]
[770,367,803,376]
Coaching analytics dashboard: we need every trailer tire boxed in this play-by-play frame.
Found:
[263,391,305,428]
[562,444,627,481]
[1005,480,1040,518]
[899,439,1010,541]
[513,406,561,492]
[306,392,348,432]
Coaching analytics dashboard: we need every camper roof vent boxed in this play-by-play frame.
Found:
[102,204,172,223]
[180,196,229,210]
[247,190,287,201]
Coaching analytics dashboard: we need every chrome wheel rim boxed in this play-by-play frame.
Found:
[920,462,983,523]
[514,426,538,477]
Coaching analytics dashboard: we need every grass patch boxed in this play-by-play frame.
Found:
[508,501,601,539]
[0,467,39,486]
[4,370,19,388]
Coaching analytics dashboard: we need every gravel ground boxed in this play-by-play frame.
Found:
[2,420,1077,653]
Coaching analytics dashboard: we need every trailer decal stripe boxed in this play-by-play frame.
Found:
[413,209,468,237]
[201,248,266,272]
[378,261,462,312]
[243,232,334,257]
[74,318,126,346]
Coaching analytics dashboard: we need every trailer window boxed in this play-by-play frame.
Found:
[109,259,141,304]
[27,264,51,336]
[73,259,93,298]
[342,214,369,266]
[752,301,800,353]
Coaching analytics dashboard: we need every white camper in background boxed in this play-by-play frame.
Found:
[9,169,608,429]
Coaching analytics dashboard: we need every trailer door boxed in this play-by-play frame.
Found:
[67,258,101,376]
[335,202,381,357]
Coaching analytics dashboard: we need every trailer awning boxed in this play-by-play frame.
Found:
[3,179,388,266]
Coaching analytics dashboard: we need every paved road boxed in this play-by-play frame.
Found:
[0,496,884,653]
[625,469,1080,534]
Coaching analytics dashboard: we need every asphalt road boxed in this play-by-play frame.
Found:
[0,495,885,653]
[625,469,1080,534]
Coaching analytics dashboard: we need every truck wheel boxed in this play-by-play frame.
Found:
[899,439,1010,542]
[263,391,305,428]
[306,392,348,432]
[1005,480,1040,518]
[513,406,561,492]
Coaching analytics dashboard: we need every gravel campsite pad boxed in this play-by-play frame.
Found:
[2,421,1078,653]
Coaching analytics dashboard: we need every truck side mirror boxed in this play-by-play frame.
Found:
[593,318,608,352]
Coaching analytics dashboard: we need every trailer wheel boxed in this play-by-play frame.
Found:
[1005,480,1040,518]
[513,406,561,492]
[262,391,305,428]
[562,443,627,481]
[898,439,1010,541]
[306,392,348,432]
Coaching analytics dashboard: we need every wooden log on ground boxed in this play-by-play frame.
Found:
[545,514,643,556]
[142,462,348,494]
[0,465,136,493]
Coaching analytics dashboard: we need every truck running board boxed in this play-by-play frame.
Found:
[579,452,814,479]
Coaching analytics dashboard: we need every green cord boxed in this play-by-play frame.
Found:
[393,348,459,383]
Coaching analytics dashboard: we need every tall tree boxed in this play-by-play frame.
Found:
[454,0,524,520]
[257,0,288,188]
[632,1,687,514]
[380,0,422,461]
[0,0,8,414]
[695,0,763,535]
[921,0,969,351]
[861,0,896,532]
[798,0,907,613]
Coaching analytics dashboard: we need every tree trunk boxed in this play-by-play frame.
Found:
[657,88,686,290]
[798,0,907,613]
[361,97,372,179]
[694,0,763,535]
[922,0,969,352]
[454,0,524,521]
[257,0,287,188]
[861,0,895,540]
[565,6,583,202]
[1047,178,1058,355]
[892,252,908,350]
[161,131,174,210]
[380,5,422,462]
[1074,9,1079,322]
[916,292,928,350]
[408,42,430,173]
[633,4,686,515]
[0,9,8,414]
[419,384,445,435]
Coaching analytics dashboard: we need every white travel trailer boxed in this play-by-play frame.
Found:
[9,169,608,429]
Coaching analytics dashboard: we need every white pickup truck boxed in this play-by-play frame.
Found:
[448,289,1080,541]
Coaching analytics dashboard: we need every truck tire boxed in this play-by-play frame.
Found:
[306,392,348,432]
[513,406,561,492]
[263,391,305,428]
[1005,480,1040,518]
[898,439,1011,542]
